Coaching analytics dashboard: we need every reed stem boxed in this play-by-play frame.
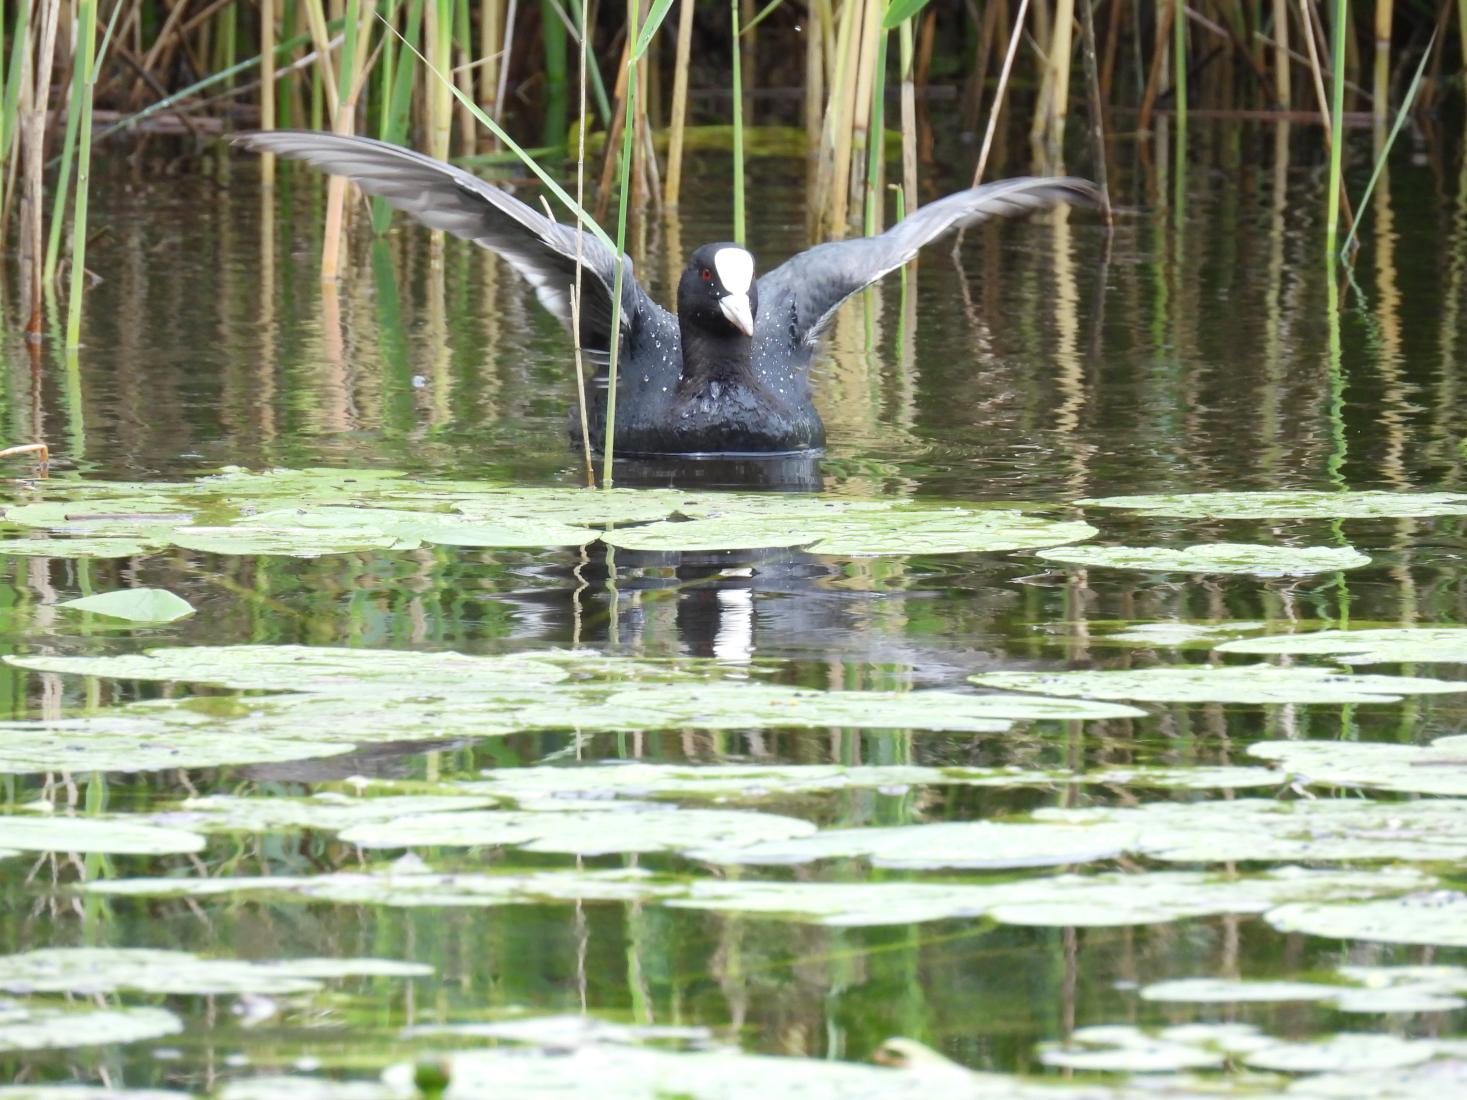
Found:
[603,0,642,487]
[66,0,99,349]
[731,0,745,243]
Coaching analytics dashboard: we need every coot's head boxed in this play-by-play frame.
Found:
[678,243,758,338]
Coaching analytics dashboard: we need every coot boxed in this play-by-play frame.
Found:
[236,132,1098,456]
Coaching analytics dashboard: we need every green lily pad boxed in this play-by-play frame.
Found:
[168,524,409,556]
[1250,735,1467,796]
[84,865,1429,927]
[969,664,1467,704]
[685,819,1139,870]
[239,506,598,548]
[1245,1034,1442,1073]
[1144,968,1467,1014]
[1290,1059,1467,1098]
[218,1080,395,1100]
[591,682,1144,733]
[1075,491,1467,519]
[0,815,203,855]
[0,1003,181,1052]
[0,537,157,558]
[1266,890,1467,947]
[1140,978,1344,1005]
[1035,543,1370,576]
[160,793,499,832]
[1093,621,1273,647]
[1037,1023,1228,1072]
[1036,798,1467,863]
[2,498,201,537]
[1218,627,1467,664]
[339,805,817,856]
[0,708,355,775]
[60,586,195,623]
[602,506,1096,556]
[0,948,430,995]
[454,761,1278,803]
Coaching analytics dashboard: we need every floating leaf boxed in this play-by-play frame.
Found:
[1036,798,1467,863]
[1075,491,1467,519]
[1037,1023,1227,1072]
[89,864,1424,929]
[0,537,156,559]
[969,664,1467,704]
[1141,978,1343,1005]
[1291,1058,1467,1098]
[169,524,408,557]
[454,760,1278,804]
[1035,543,1370,576]
[339,806,817,856]
[60,587,195,623]
[602,506,1096,556]
[1250,735,1467,796]
[160,793,499,832]
[3,498,201,537]
[0,815,203,855]
[1218,627,1467,664]
[1245,1034,1442,1074]
[218,1080,397,1100]
[1092,621,1272,647]
[1266,891,1467,947]
[684,819,1139,870]
[0,948,429,996]
[0,1003,181,1052]
[1143,968,1467,1015]
[238,506,598,548]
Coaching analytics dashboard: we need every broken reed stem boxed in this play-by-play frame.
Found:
[972,0,1030,186]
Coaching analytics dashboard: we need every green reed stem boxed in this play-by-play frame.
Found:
[373,0,423,233]
[65,0,100,349]
[1325,0,1347,260]
[730,0,746,243]
[602,0,642,488]
[864,23,889,235]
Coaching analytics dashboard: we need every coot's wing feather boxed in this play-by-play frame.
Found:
[234,131,669,358]
[757,176,1100,351]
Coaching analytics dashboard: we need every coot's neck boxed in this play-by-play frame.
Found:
[678,319,755,390]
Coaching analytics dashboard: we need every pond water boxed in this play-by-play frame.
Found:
[2,118,1467,1098]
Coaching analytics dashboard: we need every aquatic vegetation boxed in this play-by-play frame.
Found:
[1217,627,1467,664]
[1034,543,1370,577]
[969,665,1467,704]
[1250,735,1467,796]
[1073,490,1467,519]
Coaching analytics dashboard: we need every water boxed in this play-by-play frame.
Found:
[2,120,1466,1096]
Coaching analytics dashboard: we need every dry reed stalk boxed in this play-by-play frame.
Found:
[803,0,823,159]
[594,33,629,220]
[425,0,453,159]
[898,13,916,218]
[1137,0,1174,134]
[1372,0,1392,124]
[1272,0,1291,107]
[663,0,695,206]
[848,0,881,224]
[22,0,61,336]
[262,0,277,184]
[321,0,378,280]
[495,0,519,124]
[1034,0,1075,157]
[478,0,504,133]
[816,0,858,237]
[1078,0,1111,224]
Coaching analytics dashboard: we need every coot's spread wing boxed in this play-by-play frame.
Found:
[234,131,669,358]
[757,177,1100,352]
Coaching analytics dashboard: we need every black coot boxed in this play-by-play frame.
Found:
[236,132,1098,456]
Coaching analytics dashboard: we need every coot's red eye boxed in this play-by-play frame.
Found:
[700,267,713,282]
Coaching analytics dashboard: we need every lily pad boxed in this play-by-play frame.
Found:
[168,524,408,556]
[1266,890,1467,947]
[1245,1034,1442,1074]
[455,761,1278,804]
[1094,621,1272,647]
[239,505,597,548]
[1075,491,1467,519]
[60,587,195,623]
[0,815,203,855]
[339,805,817,856]
[2,498,201,537]
[1250,735,1467,796]
[602,506,1096,556]
[1143,967,1467,1015]
[1035,543,1370,576]
[1291,1058,1467,1098]
[0,948,429,996]
[969,664,1467,704]
[159,793,499,832]
[1217,627,1467,664]
[1037,1023,1227,1072]
[1035,798,1467,863]
[684,819,1139,870]
[0,1003,181,1052]
[84,865,1430,927]
[1140,978,1345,1005]
[0,537,156,558]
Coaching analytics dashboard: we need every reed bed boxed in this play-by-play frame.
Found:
[0,2,1460,362]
